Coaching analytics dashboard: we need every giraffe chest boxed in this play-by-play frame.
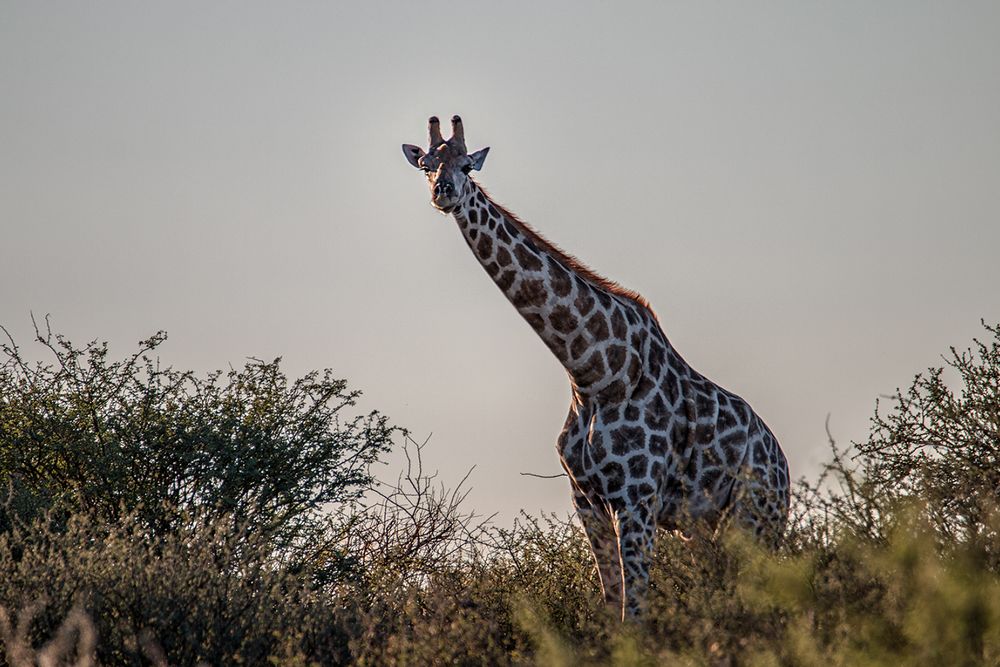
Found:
[557,377,757,520]
[558,401,676,508]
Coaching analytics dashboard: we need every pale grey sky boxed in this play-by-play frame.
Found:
[2,2,998,523]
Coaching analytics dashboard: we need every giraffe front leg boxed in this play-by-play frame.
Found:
[614,504,656,620]
[574,496,624,615]
[727,475,788,548]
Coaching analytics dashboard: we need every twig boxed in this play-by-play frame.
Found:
[519,471,567,479]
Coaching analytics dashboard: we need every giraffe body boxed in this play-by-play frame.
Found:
[402,116,790,619]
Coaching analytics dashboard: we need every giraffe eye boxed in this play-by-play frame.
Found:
[461,164,472,174]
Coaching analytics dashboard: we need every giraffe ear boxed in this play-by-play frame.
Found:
[401,144,426,169]
[468,147,490,171]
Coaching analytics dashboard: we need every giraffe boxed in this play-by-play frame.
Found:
[401,116,790,620]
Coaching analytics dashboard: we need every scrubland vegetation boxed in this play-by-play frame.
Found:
[2,321,999,666]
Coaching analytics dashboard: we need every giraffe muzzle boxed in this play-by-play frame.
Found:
[433,181,455,198]
[432,180,459,210]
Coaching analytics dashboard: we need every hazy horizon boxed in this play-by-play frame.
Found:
[2,2,998,524]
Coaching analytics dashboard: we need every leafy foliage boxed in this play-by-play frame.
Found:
[0,321,394,550]
[797,322,1000,560]
[2,322,1000,665]
[860,322,1000,544]
[0,511,350,666]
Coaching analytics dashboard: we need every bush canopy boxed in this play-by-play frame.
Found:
[2,321,1000,666]
[0,322,394,549]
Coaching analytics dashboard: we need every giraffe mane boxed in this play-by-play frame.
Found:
[474,182,654,313]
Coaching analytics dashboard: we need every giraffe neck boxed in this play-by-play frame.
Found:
[451,182,650,401]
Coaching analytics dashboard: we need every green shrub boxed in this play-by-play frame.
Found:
[795,322,1000,562]
[3,323,1000,665]
[0,321,394,554]
[0,509,352,666]
[858,322,1000,554]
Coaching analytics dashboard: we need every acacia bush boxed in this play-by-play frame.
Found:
[2,322,1000,666]
[0,321,394,552]
[858,322,1000,550]
[796,322,1000,560]
[342,321,1000,665]
[0,510,350,666]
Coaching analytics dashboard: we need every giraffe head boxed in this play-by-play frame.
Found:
[402,115,490,213]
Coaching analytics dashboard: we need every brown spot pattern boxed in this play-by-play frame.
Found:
[549,258,573,297]
[597,379,627,403]
[577,351,606,387]
[496,270,516,291]
[585,313,610,341]
[512,279,547,308]
[525,313,546,330]
[610,308,627,339]
[514,244,543,271]
[496,247,512,267]
[550,305,578,334]
[477,235,493,258]
[575,290,595,316]
[606,344,626,373]
[496,224,512,244]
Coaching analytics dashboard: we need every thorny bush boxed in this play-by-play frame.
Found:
[2,322,1000,665]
